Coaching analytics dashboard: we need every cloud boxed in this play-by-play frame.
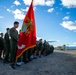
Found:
[47,40,59,43]
[11,5,15,8]
[23,7,36,11]
[23,0,55,6]
[47,8,54,12]
[0,16,4,18]
[37,37,59,43]
[21,6,36,12]
[7,9,25,20]
[60,21,76,30]
[12,9,25,20]
[7,9,11,13]
[63,16,70,20]
[7,5,36,20]
[67,42,76,46]
[23,7,29,11]
[73,42,76,45]
[6,0,55,20]
[61,0,76,8]
[67,44,76,47]
[48,40,59,42]
[21,8,26,12]
[14,0,21,6]
[45,0,55,6]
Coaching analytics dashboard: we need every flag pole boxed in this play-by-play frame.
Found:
[32,0,34,5]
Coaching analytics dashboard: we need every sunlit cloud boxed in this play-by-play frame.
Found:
[7,9,11,13]
[12,9,25,20]
[60,21,76,30]
[47,8,54,12]
[63,16,70,20]
[14,0,21,6]
[61,0,76,8]
[21,6,36,12]
[23,0,55,6]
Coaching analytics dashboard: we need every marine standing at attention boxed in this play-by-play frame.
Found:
[9,21,19,69]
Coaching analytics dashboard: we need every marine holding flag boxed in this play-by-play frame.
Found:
[9,21,19,69]
[16,0,36,60]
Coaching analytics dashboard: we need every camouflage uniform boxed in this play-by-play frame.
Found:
[38,39,43,57]
[43,40,47,56]
[10,27,18,63]
[4,32,10,62]
[0,33,4,59]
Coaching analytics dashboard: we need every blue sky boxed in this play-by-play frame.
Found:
[0,0,76,47]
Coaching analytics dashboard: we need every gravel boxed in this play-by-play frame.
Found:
[0,50,76,75]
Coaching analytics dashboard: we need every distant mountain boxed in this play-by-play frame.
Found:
[66,46,76,50]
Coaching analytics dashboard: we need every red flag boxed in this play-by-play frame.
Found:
[16,0,36,59]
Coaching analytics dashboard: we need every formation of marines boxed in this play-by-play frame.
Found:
[0,21,54,69]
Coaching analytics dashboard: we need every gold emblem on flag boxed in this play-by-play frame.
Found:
[21,17,34,34]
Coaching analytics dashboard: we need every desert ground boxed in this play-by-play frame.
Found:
[0,50,76,75]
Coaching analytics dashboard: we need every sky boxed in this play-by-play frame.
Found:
[0,0,76,47]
